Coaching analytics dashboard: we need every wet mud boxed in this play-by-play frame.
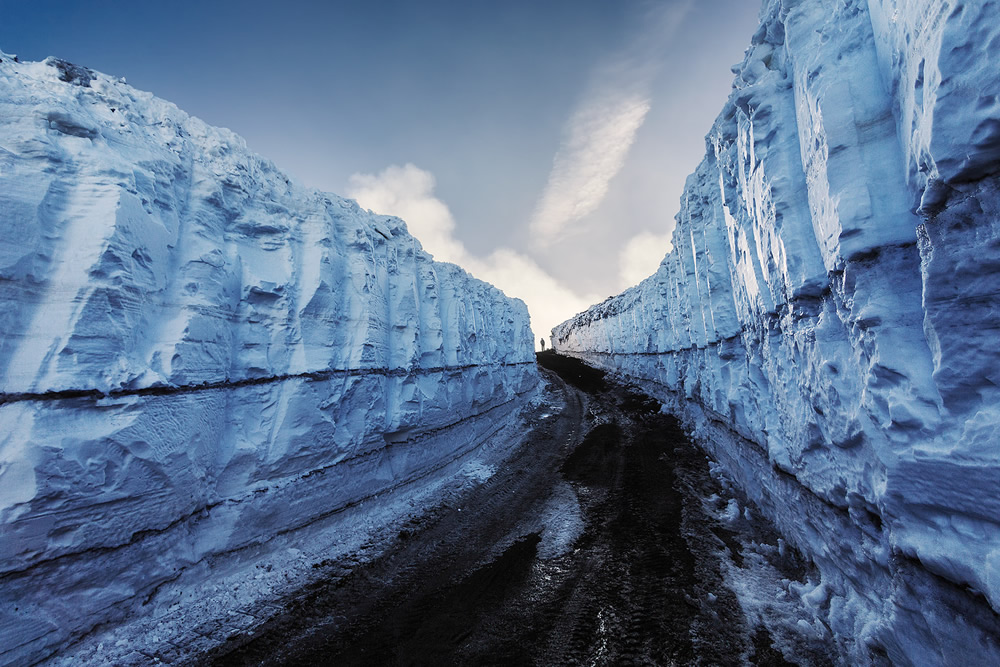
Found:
[207,352,798,666]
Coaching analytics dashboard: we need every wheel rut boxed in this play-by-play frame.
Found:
[206,352,796,666]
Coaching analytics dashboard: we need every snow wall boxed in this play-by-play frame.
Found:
[0,53,537,664]
[552,0,1000,663]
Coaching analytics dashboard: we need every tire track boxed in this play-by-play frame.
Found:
[207,353,803,665]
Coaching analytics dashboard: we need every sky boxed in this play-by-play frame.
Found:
[0,0,761,345]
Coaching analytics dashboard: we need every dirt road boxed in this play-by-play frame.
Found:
[207,352,798,666]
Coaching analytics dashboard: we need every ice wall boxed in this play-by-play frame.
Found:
[0,53,537,664]
[553,0,1000,663]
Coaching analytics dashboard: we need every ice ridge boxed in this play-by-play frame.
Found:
[552,0,1000,664]
[0,49,538,664]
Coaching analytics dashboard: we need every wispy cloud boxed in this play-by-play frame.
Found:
[529,1,691,245]
[530,96,651,243]
[345,5,694,339]
[347,164,600,343]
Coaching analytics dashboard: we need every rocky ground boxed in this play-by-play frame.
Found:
[205,352,826,666]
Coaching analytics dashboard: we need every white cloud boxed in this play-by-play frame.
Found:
[529,95,651,244]
[346,164,466,264]
[463,250,598,345]
[619,231,673,287]
[347,164,600,346]
[528,2,691,246]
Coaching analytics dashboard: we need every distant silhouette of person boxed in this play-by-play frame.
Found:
[539,338,546,350]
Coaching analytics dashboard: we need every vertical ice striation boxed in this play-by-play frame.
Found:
[553,0,1000,663]
[0,53,537,664]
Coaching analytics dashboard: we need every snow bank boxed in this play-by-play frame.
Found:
[553,0,1000,663]
[0,51,537,664]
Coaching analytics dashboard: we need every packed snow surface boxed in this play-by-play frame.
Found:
[0,50,537,664]
[554,0,1000,664]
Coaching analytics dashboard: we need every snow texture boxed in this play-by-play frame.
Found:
[553,0,1000,664]
[0,51,537,664]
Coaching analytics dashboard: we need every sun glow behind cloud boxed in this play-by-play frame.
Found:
[619,231,674,287]
[347,164,599,346]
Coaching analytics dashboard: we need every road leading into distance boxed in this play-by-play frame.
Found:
[208,352,815,666]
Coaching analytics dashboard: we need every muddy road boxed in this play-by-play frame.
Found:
[207,352,798,666]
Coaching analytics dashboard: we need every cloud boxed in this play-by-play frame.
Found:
[528,2,691,246]
[529,96,651,244]
[347,164,600,345]
[464,250,598,343]
[344,6,693,342]
[619,231,673,287]
[346,164,466,264]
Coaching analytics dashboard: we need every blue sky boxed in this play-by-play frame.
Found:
[1,0,761,341]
